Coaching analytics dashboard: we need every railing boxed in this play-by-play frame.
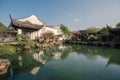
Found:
[0,37,17,42]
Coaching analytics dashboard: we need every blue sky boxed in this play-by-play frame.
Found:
[0,0,120,30]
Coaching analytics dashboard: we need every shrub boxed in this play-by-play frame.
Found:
[0,44,16,55]
[17,34,35,50]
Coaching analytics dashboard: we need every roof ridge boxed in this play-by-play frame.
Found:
[16,14,44,25]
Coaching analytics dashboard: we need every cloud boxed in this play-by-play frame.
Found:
[74,18,80,22]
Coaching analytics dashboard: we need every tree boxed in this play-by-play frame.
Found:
[116,22,120,28]
[0,22,7,37]
[86,27,100,33]
[60,24,71,35]
[0,22,7,31]
[0,22,6,28]
[60,24,71,37]
[101,27,109,32]
[80,32,88,41]
[0,22,4,26]
[17,34,35,50]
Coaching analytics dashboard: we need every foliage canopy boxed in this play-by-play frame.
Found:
[60,24,71,35]
[86,27,100,33]
[116,22,120,28]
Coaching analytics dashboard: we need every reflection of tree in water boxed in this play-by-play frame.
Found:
[71,45,120,60]
[106,53,120,67]
[11,51,42,75]
[71,45,120,66]
[71,45,98,60]
[10,46,72,80]
[6,45,120,80]
[60,46,72,60]
[7,45,120,79]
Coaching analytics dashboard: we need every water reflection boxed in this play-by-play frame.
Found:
[71,45,120,66]
[33,45,72,65]
[107,53,120,67]
[7,45,71,80]
[33,50,62,64]
[6,45,120,80]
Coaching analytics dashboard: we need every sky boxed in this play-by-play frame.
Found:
[0,0,120,30]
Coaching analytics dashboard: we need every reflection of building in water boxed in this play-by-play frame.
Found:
[52,52,61,60]
[33,51,46,64]
[58,46,66,49]
[30,67,40,75]
[33,50,62,64]
[18,56,23,66]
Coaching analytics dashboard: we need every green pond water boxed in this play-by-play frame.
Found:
[5,45,120,80]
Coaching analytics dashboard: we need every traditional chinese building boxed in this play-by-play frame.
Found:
[108,27,120,42]
[9,15,62,40]
[98,27,120,42]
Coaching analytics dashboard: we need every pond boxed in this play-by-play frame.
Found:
[4,45,120,80]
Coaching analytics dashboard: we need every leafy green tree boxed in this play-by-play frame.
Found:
[0,44,16,55]
[17,34,35,50]
[0,22,6,32]
[87,27,100,33]
[80,32,88,41]
[0,22,7,34]
[101,27,109,32]
[0,22,7,38]
[60,24,71,35]
[0,22,5,27]
[116,22,120,28]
